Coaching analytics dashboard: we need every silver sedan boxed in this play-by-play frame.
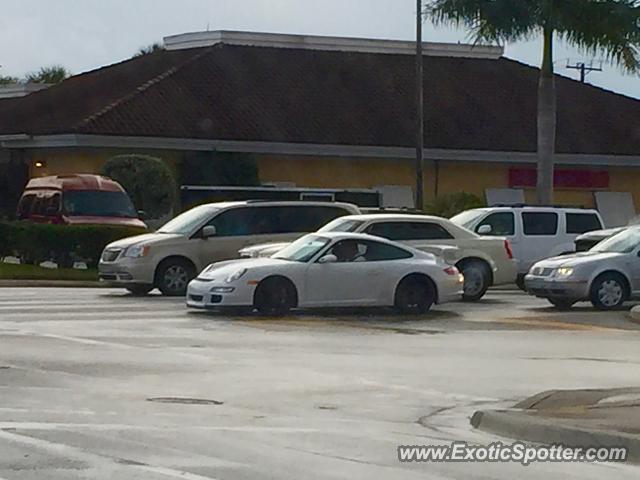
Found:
[525,226,640,310]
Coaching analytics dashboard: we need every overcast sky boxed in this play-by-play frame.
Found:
[1,0,638,99]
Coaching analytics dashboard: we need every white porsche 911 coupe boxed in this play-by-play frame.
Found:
[186,232,463,314]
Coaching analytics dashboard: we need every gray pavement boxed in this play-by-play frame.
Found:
[1,288,640,479]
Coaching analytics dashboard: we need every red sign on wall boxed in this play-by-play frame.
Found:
[509,168,609,189]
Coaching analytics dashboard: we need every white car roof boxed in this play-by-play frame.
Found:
[336,213,448,222]
[311,231,394,241]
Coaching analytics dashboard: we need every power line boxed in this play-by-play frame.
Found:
[566,60,603,83]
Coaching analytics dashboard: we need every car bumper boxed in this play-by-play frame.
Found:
[186,279,255,309]
[98,259,155,286]
[524,275,589,300]
[438,276,464,304]
[492,259,518,286]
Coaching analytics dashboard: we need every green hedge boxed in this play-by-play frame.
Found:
[0,222,147,268]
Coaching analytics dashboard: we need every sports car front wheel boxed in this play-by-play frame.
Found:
[254,277,297,315]
[394,277,435,315]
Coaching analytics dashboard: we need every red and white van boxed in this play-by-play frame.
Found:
[17,174,147,229]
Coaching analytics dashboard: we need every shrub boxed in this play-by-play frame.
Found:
[425,192,485,218]
[0,222,146,268]
[101,155,177,219]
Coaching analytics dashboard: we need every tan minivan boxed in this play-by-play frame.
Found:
[98,201,360,295]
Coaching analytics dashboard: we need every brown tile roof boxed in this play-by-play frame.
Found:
[0,43,639,155]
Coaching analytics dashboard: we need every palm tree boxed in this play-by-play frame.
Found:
[133,43,165,58]
[426,0,640,204]
[25,65,70,84]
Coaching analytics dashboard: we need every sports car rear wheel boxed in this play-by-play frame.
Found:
[394,277,435,315]
[254,277,297,315]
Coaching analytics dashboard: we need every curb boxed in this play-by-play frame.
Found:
[0,280,107,288]
[471,409,640,463]
[629,306,640,324]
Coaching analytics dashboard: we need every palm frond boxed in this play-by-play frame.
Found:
[551,0,640,73]
[425,0,541,43]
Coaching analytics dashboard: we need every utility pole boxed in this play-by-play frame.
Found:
[415,0,424,210]
[567,60,602,83]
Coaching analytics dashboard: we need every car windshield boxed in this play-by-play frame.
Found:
[63,191,137,218]
[592,228,640,253]
[450,210,486,229]
[273,235,331,262]
[158,205,218,235]
[318,218,365,233]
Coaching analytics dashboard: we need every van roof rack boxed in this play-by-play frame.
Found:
[491,204,592,209]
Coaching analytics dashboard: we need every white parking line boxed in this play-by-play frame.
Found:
[0,429,223,480]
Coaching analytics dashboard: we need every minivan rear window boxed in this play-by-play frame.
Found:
[63,191,137,218]
[208,205,350,237]
[566,213,602,234]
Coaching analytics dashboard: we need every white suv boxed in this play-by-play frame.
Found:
[451,206,604,286]
[99,201,360,296]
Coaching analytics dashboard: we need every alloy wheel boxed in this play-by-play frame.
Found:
[164,265,188,292]
[463,267,484,298]
[598,280,623,308]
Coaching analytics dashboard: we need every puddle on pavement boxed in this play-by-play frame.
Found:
[525,356,640,364]
[147,397,224,405]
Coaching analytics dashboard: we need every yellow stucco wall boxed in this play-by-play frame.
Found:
[21,148,640,210]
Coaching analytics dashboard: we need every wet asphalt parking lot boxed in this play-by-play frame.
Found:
[1,287,640,479]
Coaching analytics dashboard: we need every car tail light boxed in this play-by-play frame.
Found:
[504,240,514,259]
[443,266,459,276]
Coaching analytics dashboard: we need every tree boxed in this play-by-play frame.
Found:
[25,65,70,84]
[179,151,260,187]
[133,43,165,58]
[425,191,485,218]
[426,0,640,204]
[101,155,177,219]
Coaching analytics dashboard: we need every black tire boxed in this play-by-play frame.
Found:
[155,258,196,296]
[126,285,154,296]
[590,272,627,311]
[547,298,575,310]
[458,260,491,301]
[515,274,527,292]
[253,277,297,315]
[394,277,435,315]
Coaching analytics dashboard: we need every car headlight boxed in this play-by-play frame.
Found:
[225,268,247,284]
[556,267,574,277]
[124,245,150,258]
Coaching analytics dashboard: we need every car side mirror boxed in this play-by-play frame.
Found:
[202,225,217,239]
[477,224,492,235]
[318,254,338,264]
[137,210,146,220]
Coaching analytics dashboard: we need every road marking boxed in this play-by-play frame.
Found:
[357,379,499,403]
[0,428,223,480]
[0,331,136,347]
